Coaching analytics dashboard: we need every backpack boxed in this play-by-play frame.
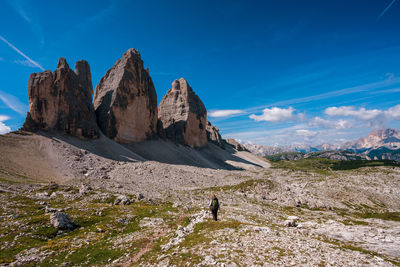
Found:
[211,198,219,211]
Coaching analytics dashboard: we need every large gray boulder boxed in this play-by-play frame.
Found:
[23,58,99,139]
[93,48,158,143]
[50,212,76,230]
[158,78,208,148]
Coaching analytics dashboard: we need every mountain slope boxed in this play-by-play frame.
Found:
[0,131,269,184]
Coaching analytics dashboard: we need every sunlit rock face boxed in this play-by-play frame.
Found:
[206,121,224,149]
[93,48,158,143]
[23,58,99,139]
[158,78,208,148]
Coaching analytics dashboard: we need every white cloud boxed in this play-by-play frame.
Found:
[0,115,10,121]
[0,91,29,115]
[324,106,383,120]
[0,122,11,134]
[245,77,400,115]
[324,105,400,129]
[385,105,400,119]
[0,115,11,134]
[249,107,304,122]
[208,109,244,118]
[308,116,353,129]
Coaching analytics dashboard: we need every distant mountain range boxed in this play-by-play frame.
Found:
[245,128,400,162]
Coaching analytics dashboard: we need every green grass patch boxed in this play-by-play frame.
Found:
[269,158,333,175]
[202,179,275,193]
[180,220,242,248]
[32,226,59,239]
[0,168,38,184]
[356,211,400,221]
[269,158,399,174]
[341,219,369,226]
[157,220,243,266]
[265,152,304,161]
[0,186,183,266]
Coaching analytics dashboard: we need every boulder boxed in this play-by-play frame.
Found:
[50,212,76,230]
[284,216,299,227]
[158,78,208,148]
[79,185,92,195]
[23,58,99,139]
[114,194,131,205]
[206,121,224,148]
[139,217,164,227]
[93,48,158,143]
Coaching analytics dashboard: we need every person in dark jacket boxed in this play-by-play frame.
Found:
[209,194,219,221]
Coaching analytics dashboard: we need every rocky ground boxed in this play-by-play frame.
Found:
[1,157,400,266]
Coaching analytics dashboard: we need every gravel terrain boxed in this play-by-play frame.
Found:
[0,132,399,266]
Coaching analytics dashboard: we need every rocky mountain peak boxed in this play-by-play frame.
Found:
[56,57,69,69]
[21,49,230,150]
[171,78,192,93]
[158,78,208,148]
[23,58,99,139]
[369,128,397,139]
[74,60,93,96]
[124,48,141,58]
[93,48,158,143]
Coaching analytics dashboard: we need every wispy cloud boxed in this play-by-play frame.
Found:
[296,129,318,137]
[225,124,321,145]
[0,35,44,71]
[377,0,397,22]
[325,106,383,120]
[225,123,360,146]
[212,77,400,121]
[209,109,244,118]
[248,78,400,113]
[308,117,353,130]
[0,91,29,115]
[13,59,39,68]
[0,115,11,134]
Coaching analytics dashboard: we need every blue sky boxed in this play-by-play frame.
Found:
[0,0,400,146]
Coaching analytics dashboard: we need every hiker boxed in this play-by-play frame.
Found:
[209,194,219,221]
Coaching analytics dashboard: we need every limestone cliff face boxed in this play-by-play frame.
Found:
[158,78,208,148]
[22,49,224,149]
[23,58,99,139]
[93,48,158,143]
[75,60,93,96]
[206,121,224,148]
